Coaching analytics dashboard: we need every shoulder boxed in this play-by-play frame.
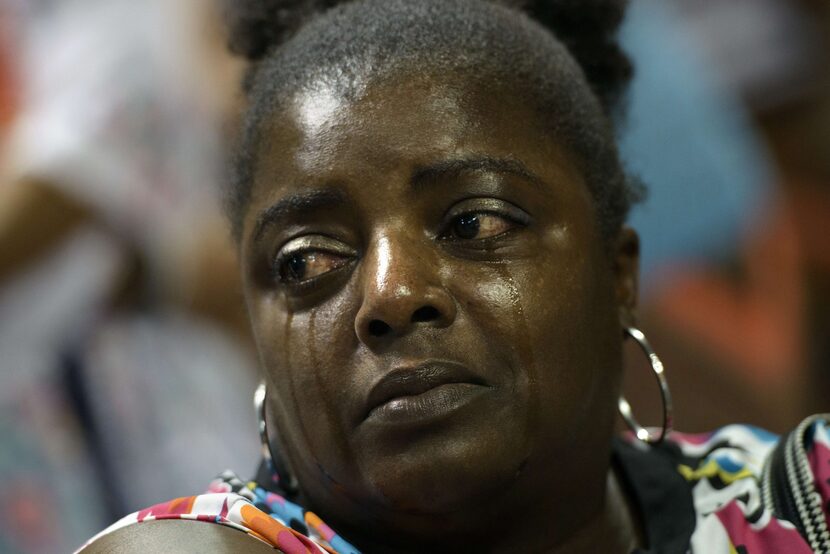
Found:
[78,518,275,553]
[77,472,357,553]
[662,415,830,553]
[76,492,275,553]
[77,490,329,553]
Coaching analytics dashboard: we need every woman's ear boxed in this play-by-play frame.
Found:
[612,226,640,328]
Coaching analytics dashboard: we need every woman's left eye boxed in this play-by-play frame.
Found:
[449,212,518,240]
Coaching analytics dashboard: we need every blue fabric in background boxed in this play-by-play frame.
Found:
[618,0,774,286]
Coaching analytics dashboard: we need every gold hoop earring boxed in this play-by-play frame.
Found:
[618,327,673,445]
[254,382,300,496]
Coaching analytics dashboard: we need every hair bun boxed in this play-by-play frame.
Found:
[225,0,632,112]
[508,0,632,113]
[225,0,343,61]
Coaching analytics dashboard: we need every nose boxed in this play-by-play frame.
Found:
[355,235,456,347]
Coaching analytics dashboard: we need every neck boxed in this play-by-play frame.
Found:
[540,468,642,554]
[334,465,643,554]
[485,466,642,554]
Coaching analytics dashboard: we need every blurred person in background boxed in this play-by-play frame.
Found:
[615,0,777,432]
[0,0,259,552]
[618,0,830,434]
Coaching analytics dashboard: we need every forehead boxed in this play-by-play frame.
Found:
[244,70,586,226]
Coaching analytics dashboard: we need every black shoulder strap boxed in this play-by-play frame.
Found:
[613,437,696,554]
[761,414,830,553]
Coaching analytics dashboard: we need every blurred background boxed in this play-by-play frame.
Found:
[0,0,828,551]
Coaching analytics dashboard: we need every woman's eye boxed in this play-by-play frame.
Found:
[278,250,350,283]
[450,212,517,240]
[273,235,356,286]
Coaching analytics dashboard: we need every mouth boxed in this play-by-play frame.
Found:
[363,360,491,425]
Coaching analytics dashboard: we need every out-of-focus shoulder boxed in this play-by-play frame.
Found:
[76,477,355,553]
[78,519,276,553]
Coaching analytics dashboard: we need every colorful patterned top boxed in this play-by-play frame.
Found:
[79,415,830,553]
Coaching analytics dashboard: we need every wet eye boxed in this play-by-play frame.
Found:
[451,212,516,240]
[279,251,351,283]
[275,236,356,285]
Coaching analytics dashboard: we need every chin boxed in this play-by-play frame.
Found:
[359,429,527,515]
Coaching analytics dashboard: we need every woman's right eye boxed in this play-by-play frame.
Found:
[273,235,357,286]
[278,250,351,283]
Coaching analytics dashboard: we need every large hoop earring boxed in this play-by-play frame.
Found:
[254,382,300,496]
[618,327,673,445]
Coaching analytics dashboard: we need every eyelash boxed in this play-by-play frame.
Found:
[273,248,354,286]
[439,210,524,242]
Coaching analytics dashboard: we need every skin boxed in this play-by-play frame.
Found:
[80,520,276,553]
[237,68,642,552]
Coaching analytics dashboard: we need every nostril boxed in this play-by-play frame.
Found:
[368,319,392,337]
[411,305,440,323]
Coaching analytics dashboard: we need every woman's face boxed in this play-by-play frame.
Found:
[240,70,638,538]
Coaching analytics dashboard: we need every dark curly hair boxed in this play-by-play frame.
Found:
[224,0,642,243]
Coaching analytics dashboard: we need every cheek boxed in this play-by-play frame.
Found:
[457,238,620,445]
[458,264,540,452]
[252,288,356,384]
[466,266,535,372]
[248,296,293,372]
[528,241,621,439]
[250,290,361,464]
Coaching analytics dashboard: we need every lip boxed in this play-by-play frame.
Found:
[363,360,490,425]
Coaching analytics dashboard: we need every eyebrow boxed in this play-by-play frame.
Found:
[252,187,348,243]
[411,156,548,191]
[251,157,545,242]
